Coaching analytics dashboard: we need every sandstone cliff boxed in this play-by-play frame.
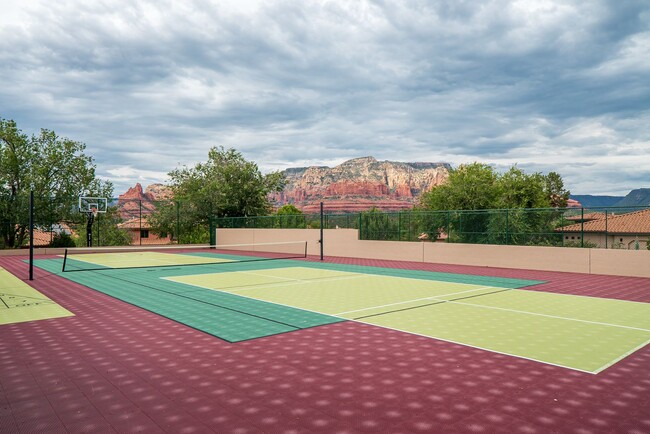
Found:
[272,157,450,212]
[118,183,173,219]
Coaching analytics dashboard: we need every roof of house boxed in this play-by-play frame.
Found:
[32,229,53,247]
[117,217,153,230]
[564,212,606,222]
[558,208,650,234]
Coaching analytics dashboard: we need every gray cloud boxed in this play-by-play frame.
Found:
[1,0,648,196]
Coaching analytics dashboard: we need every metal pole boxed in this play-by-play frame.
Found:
[319,202,324,261]
[605,210,608,248]
[29,190,34,281]
[580,207,584,248]
[139,200,142,246]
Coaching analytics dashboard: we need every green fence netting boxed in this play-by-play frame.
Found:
[212,206,650,250]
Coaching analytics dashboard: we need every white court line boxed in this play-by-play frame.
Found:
[449,300,650,332]
[226,274,368,292]
[163,270,650,374]
[592,337,650,374]
[349,320,599,374]
[334,286,495,316]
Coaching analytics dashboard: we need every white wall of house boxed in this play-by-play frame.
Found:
[561,233,649,249]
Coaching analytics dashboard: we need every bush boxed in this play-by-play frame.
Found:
[49,232,77,248]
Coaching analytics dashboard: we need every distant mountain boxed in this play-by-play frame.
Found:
[271,156,451,212]
[613,188,650,207]
[570,195,624,208]
[118,183,173,220]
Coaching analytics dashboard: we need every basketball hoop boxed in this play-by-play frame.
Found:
[90,207,99,219]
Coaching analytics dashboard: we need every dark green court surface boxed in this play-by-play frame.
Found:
[34,255,543,343]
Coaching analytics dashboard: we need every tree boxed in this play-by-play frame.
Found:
[0,118,106,248]
[150,147,285,241]
[545,171,570,208]
[419,163,500,243]
[359,207,400,240]
[419,162,571,245]
[419,163,500,211]
[275,204,305,228]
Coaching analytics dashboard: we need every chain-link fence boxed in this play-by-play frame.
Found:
[4,195,648,250]
[0,195,211,249]
[212,206,650,250]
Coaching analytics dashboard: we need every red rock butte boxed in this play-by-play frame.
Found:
[271,156,451,213]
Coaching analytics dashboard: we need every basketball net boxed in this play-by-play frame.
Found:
[90,207,98,219]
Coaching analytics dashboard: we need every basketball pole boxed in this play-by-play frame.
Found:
[29,190,34,281]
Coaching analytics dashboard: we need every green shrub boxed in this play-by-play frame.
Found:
[49,232,77,248]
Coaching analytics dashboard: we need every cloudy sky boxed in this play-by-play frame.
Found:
[1,0,648,196]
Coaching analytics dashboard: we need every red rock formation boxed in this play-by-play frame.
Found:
[118,183,173,219]
[272,157,450,212]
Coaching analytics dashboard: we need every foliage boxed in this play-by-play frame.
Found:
[359,207,400,240]
[150,147,284,241]
[419,163,570,245]
[563,240,599,248]
[545,172,570,208]
[73,207,132,247]
[419,163,499,211]
[275,204,305,228]
[276,204,302,215]
[49,232,76,248]
[0,118,110,248]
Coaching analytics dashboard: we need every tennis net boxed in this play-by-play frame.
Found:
[61,241,308,272]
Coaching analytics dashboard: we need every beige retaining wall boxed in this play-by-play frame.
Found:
[215,228,650,278]
[4,229,647,278]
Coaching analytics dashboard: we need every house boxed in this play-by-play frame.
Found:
[117,217,171,245]
[558,208,650,249]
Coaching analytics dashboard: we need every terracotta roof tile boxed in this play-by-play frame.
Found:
[118,217,153,229]
[565,212,606,222]
[559,208,650,234]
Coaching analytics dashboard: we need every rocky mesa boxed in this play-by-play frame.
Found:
[272,156,450,212]
[117,183,173,219]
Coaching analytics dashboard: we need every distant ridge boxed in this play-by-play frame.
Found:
[570,189,650,208]
[570,195,623,208]
[614,188,650,207]
[272,156,451,212]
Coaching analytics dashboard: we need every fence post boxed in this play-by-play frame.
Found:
[176,201,180,244]
[504,209,509,245]
[580,207,584,248]
[398,212,401,241]
[605,210,608,249]
[358,213,362,239]
[29,191,34,281]
[447,210,451,243]
[139,200,142,246]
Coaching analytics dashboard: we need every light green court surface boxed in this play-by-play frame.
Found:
[167,267,650,374]
[65,251,233,269]
[0,267,74,325]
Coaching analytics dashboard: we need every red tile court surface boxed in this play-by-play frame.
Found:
[1,255,649,433]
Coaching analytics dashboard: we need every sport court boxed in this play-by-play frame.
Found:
[2,245,650,433]
[31,244,650,374]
